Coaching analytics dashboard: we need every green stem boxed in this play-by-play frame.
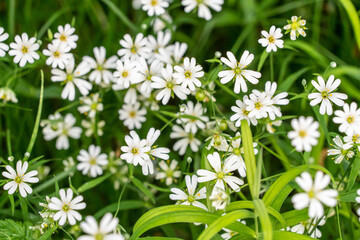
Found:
[270,52,274,82]
[8,0,15,38]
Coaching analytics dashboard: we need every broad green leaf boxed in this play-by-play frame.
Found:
[278,67,309,92]
[77,173,112,193]
[254,199,273,240]
[197,210,255,240]
[257,50,269,72]
[275,209,308,230]
[131,177,156,204]
[339,0,360,50]
[339,189,358,202]
[94,200,145,218]
[346,155,360,191]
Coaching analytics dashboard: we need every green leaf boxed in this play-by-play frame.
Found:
[339,0,360,50]
[339,189,358,202]
[94,200,145,218]
[131,205,255,240]
[197,210,255,240]
[278,67,309,92]
[346,155,360,191]
[253,199,273,240]
[275,209,308,230]
[77,173,112,193]
[240,119,259,198]
[37,226,58,240]
[102,0,139,32]
[0,219,26,240]
[260,231,315,239]
[131,177,156,204]
[24,70,44,161]
[257,49,269,72]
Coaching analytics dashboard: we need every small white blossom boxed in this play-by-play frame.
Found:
[290,217,325,239]
[284,16,307,40]
[141,0,169,16]
[43,41,72,69]
[209,187,229,210]
[173,57,204,91]
[118,33,151,61]
[78,93,103,118]
[327,135,354,164]
[333,102,360,135]
[0,87,18,103]
[170,125,201,155]
[258,25,284,52]
[81,119,105,137]
[77,145,108,178]
[9,33,40,67]
[118,102,147,130]
[0,27,9,57]
[112,59,142,90]
[288,116,320,152]
[120,131,151,166]
[181,0,224,21]
[156,160,181,185]
[230,96,258,126]
[53,23,79,49]
[177,101,209,133]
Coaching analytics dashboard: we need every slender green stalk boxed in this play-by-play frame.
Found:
[270,52,274,82]
[8,0,15,38]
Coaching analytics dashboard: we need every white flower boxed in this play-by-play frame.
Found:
[42,113,82,150]
[2,160,39,197]
[262,81,289,119]
[151,13,173,33]
[290,217,325,239]
[230,96,258,126]
[146,30,172,63]
[155,160,181,185]
[181,0,224,21]
[152,64,190,104]
[170,125,201,155]
[141,0,169,16]
[284,16,307,40]
[48,188,86,226]
[78,93,103,118]
[118,33,151,61]
[357,189,360,221]
[77,145,108,178]
[169,175,207,210]
[197,152,244,193]
[79,213,124,240]
[258,26,284,52]
[344,133,360,151]
[177,101,209,133]
[8,33,40,67]
[157,41,187,65]
[327,135,354,164]
[112,59,142,90]
[287,116,320,152]
[42,41,72,69]
[226,132,247,177]
[218,51,261,93]
[244,91,273,119]
[81,119,105,137]
[0,87,18,103]
[333,102,360,135]
[83,46,118,85]
[0,27,9,57]
[118,102,147,130]
[206,133,229,152]
[53,23,79,49]
[173,57,204,91]
[137,57,163,96]
[292,171,338,218]
[209,187,229,210]
[308,75,347,115]
[120,131,151,166]
[51,56,92,101]
[266,120,282,133]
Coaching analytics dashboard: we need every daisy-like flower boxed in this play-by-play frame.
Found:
[218,51,261,93]
[112,59,142,90]
[0,27,9,57]
[42,113,82,150]
[327,135,354,164]
[118,33,151,61]
[197,152,244,193]
[284,16,307,40]
[181,0,224,21]
[147,30,172,63]
[79,213,124,240]
[51,56,92,101]
[263,81,289,119]
[169,175,207,210]
[291,171,338,218]
[155,160,181,185]
[77,145,108,178]
[177,101,209,133]
[83,46,118,85]
[258,25,284,52]
[230,96,258,126]
[209,187,229,210]
[151,13,173,33]
[78,93,103,118]
[206,132,229,152]
[333,102,360,135]
[152,64,190,104]
[9,33,40,67]
[48,188,86,226]
[141,0,169,16]
[157,41,188,65]
[170,125,201,155]
[344,132,360,151]
[2,160,39,197]
[0,87,18,103]
[42,41,72,69]
[226,132,247,177]
[287,116,320,152]
[141,128,170,175]
[137,58,163,96]
[290,217,325,239]
[244,91,273,119]
[118,102,147,130]
[120,131,151,166]
[266,120,282,133]
[53,23,79,49]
[81,119,105,137]
[308,75,347,115]
[173,57,204,91]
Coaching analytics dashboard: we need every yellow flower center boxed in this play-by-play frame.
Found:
[233,148,241,156]
[122,71,129,78]
[21,46,28,54]
[130,46,137,53]
[321,90,329,99]
[89,158,97,165]
[243,109,249,116]
[254,102,262,110]
[131,148,139,154]
[308,189,315,199]
[166,81,174,89]
[129,111,136,118]
[184,71,192,78]
[91,103,98,110]
[15,175,23,184]
[268,36,275,43]
[299,130,307,138]
[54,51,60,58]
[347,116,355,124]
[234,67,242,75]
[217,172,224,179]
[62,204,70,212]
[66,74,74,82]
[151,0,158,6]
[187,194,195,203]
[352,134,359,142]
[60,34,67,41]
[96,65,103,71]
[291,21,300,30]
